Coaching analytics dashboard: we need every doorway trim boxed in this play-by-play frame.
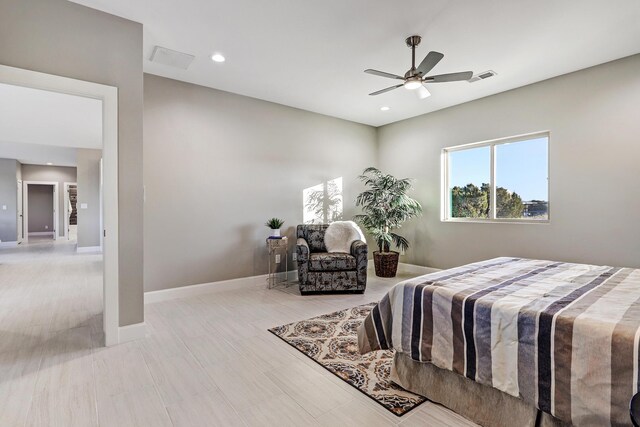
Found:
[17,179,23,244]
[63,181,77,240]
[0,64,121,346]
[23,181,58,241]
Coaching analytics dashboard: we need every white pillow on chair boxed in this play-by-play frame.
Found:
[324,221,365,253]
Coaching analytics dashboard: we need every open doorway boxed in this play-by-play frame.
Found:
[64,182,78,241]
[0,64,121,346]
[23,181,58,242]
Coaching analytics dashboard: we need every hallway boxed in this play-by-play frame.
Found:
[0,239,102,425]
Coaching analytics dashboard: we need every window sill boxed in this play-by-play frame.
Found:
[442,218,550,225]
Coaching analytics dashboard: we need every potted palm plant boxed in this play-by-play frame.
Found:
[354,167,422,277]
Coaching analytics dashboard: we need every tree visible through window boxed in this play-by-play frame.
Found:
[444,134,549,221]
[450,184,525,218]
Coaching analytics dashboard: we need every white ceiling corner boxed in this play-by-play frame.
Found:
[69,0,640,127]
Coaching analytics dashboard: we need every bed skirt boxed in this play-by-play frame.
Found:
[391,352,569,427]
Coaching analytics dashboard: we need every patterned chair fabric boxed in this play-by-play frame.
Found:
[296,224,329,252]
[296,224,367,294]
[309,253,357,271]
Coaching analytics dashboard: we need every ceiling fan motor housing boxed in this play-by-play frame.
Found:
[405,35,422,48]
[405,35,422,76]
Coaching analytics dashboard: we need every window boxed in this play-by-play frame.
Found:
[442,133,549,222]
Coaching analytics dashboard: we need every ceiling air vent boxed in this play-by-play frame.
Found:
[468,70,497,83]
[150,46,195,70]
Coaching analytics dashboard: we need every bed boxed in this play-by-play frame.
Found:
[358,257,640,426]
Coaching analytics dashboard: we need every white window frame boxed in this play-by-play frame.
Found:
[441,131,550,224]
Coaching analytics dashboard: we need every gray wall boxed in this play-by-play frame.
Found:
[377,54,640,270]
[0,158,18,242]
[0,0,144,326]
[27,184,53,233]
[22,164,77,237]
[144,74,377,292]
[77,149,102,248]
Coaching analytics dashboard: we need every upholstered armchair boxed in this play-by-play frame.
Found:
[296,224,367,295]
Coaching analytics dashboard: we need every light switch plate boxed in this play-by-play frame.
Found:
[1,205,6,210]
[80,203,88,209]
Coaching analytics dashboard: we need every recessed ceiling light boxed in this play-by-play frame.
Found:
[380,106,390,111]
[211,53,225,63]
[46,162,53,165]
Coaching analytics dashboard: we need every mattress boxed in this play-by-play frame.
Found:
[358,257,640,426]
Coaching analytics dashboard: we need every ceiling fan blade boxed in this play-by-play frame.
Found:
[369,84,403,96]
[416,51,444,76]
[424,71,473,83]
[364,69,404,80]
[417,85,431,99]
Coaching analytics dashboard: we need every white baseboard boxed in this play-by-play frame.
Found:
[143,261,441,305]
[28,231,55,236]
[145,273,273,304]
[0,241,18,248]
[118,322,146,343]
[145,270,298,304]
[366,259,440,276]
[397,262,441,276]
[286,270,299,282]
[77,245,102,253]
[144,263,439,305]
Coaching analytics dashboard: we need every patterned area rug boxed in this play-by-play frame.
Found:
[268,302,427,416]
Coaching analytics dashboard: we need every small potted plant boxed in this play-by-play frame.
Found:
[354,167,422,277]
[265,217,285,238]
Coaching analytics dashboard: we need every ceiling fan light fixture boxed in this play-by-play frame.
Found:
[403,78,422,90]
[418,85,431,99]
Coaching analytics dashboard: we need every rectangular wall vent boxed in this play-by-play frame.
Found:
[150,46,195,70]
[468,70,497,83]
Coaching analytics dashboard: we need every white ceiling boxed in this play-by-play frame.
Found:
[0,83,102,149]
[70,0,640,126]
[0,141,78,167]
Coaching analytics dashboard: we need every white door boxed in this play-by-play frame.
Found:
[17,180,23,243]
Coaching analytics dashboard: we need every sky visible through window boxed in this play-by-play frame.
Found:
[449,137,548,201]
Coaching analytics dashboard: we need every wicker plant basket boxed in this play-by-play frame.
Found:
[373,251,400,277]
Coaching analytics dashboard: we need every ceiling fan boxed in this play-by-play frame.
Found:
[365,35,473,99]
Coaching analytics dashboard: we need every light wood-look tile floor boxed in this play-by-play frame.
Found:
[0,239,478,426]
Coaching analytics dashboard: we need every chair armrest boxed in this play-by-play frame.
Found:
[351,240,369,259]
[296,238,310,262]
[351,240,368,288]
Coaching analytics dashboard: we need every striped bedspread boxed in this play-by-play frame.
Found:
[358,257,640,426]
